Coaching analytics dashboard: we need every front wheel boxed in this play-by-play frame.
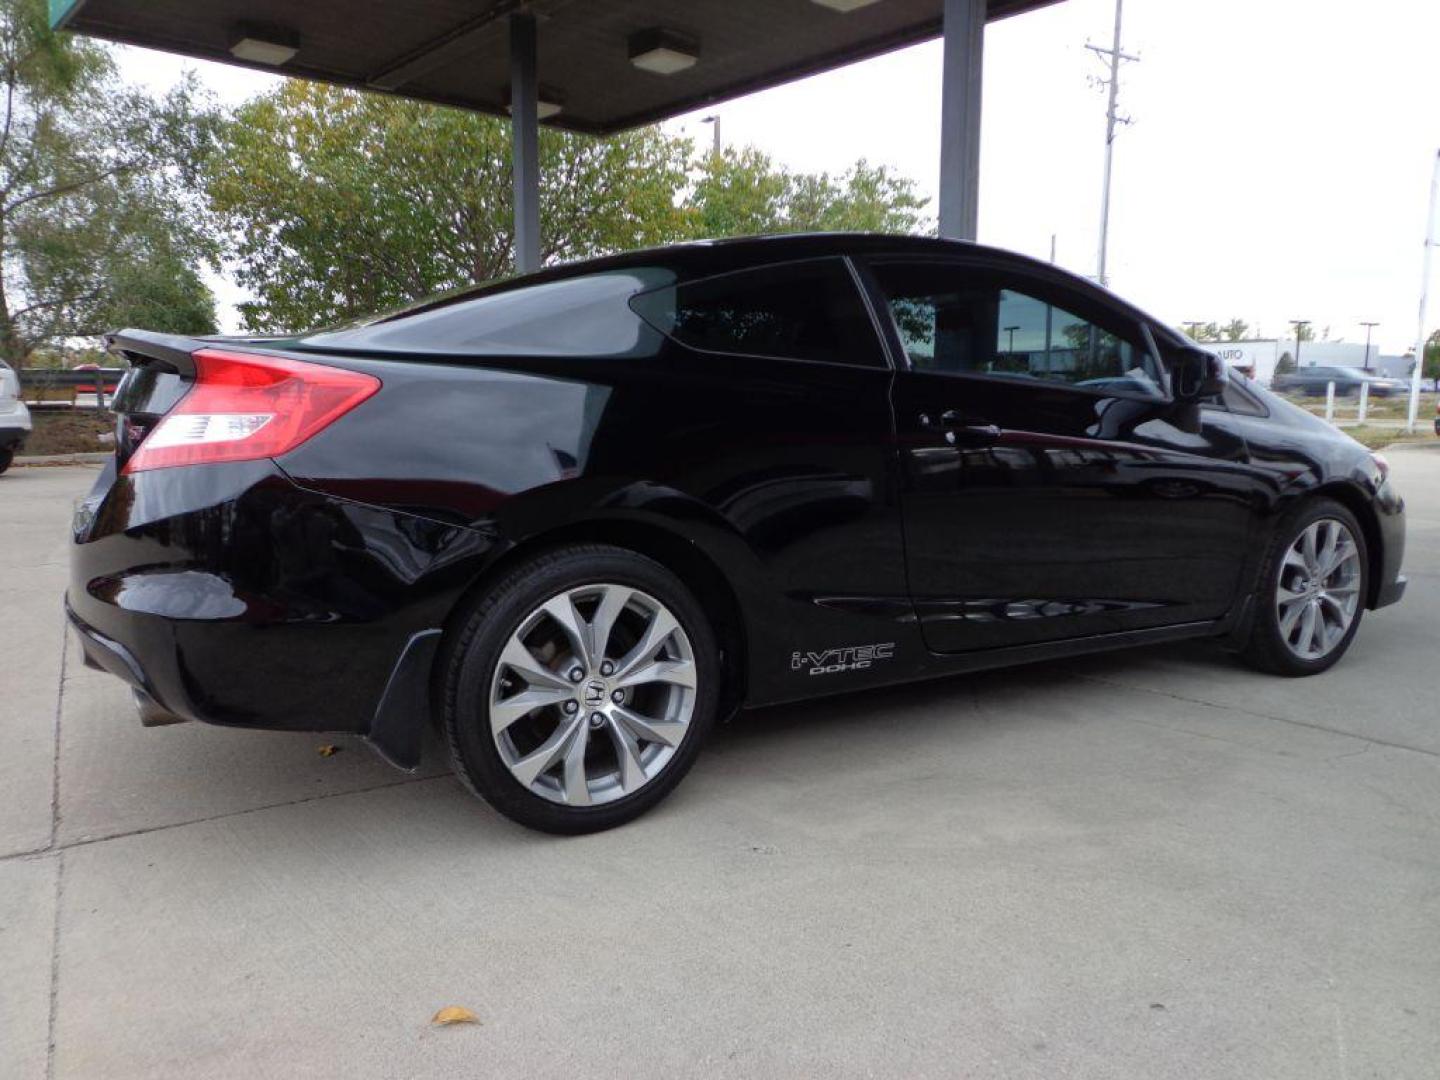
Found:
[1236,498,1368,676]
[442,544,720,833]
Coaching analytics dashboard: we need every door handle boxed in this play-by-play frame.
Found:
[918,411,1000,446]
[946,423,1001,447]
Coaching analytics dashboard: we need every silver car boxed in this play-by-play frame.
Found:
[0,359,32,473]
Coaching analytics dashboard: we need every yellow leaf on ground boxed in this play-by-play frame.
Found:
[317,744,340,757]
[431,1006,480,1026]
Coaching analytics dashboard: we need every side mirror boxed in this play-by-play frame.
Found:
[1172,348,1227,402]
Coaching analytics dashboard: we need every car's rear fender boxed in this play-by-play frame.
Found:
[428,504,755,734]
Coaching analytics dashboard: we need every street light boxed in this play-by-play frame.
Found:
[700,114,721,157]
[1289,319,1311,368]
[1004,325,1020,355]
[1359,321,1379,371]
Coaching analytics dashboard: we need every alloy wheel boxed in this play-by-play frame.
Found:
[488,583,697,806]
[1275,517,1362,661]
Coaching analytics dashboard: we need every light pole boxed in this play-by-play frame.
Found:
[1409,150,1439,433]
[1359,321,1378,371]
[700,114,721,157]
[1004,325,1020,356]
[1289,319,1311,369]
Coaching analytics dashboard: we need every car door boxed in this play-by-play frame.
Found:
[860,256,1265,654]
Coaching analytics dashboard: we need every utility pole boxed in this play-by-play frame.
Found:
[1409,150,1439,433]
[1359,321,1378,371]
[1086,0,1137,288]
[700,114,721,157]
[1290,320,1311,369]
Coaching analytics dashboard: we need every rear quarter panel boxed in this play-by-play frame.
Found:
[275,344,917,706]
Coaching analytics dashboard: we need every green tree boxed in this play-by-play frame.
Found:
[687,146,791,238]
[688,149,928,239]
[1272,351,1296,387]
[1293,323,1316,342]
[1183,322,1221,342]
[208,84,932,332]
[208,82,692,332]
[1424,330,1440,390]
[1220,318,1250,341]
[0,0,218,364]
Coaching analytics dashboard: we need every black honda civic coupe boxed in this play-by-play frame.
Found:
[67,234,1406,832]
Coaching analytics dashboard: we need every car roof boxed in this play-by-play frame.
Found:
[520,232,1042,283]
[380,232,1181,345]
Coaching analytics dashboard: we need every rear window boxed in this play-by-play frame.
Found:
[298,270,669,357]
[630,258,883,367]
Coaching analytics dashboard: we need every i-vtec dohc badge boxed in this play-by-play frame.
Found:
[791,642,895,676]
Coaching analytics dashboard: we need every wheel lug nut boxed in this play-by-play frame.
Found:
[599,661,614,676]
[568,667,584,683]
[611,689,625,704]
[563,700,578,715]
[589,712,606,729]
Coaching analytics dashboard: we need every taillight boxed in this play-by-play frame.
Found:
[123,350,379,474]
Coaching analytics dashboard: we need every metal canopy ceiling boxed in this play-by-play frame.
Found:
[52,0,1060,135]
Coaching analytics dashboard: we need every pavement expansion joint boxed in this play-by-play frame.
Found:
[1076,674,1439,759]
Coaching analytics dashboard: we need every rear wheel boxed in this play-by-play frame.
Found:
[443,544,719,833]
[0,447,12,475]
[1236,498,1368,676]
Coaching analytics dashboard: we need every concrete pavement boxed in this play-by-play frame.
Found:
[2,453,1437,1079]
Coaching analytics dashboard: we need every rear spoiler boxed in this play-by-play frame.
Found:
[105,329,205,375]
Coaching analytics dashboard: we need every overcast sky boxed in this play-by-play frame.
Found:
[117,0,1438,352]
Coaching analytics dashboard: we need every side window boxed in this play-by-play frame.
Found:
[631,258,883,367]
[870,262,1162,396]
[1219,378,1268,416]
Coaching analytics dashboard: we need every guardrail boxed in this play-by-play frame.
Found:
[15,368,125,410]
[1315,381,1420,432]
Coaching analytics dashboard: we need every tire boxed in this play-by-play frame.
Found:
[0,448,12,475]
[1236,497,1368,677]
[443,544,720,833]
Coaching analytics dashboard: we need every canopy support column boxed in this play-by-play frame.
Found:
[938,0,984,241]
[510,12,541,273]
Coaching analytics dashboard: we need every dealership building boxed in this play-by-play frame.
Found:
[1206,339,1390,384]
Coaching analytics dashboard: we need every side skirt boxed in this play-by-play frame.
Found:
[752,618,1225,709]
[926,619,1224,678]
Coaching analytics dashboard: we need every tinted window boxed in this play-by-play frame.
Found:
[299,270,669,356]
[872,262,1161,396]
[631,258,882,367]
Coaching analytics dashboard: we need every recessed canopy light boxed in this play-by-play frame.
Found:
[810,0,884,10]
[229,23,299,66]
[628,28,699,75]
[504,86,565,121]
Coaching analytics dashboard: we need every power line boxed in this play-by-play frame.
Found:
[1085,0,1138,288]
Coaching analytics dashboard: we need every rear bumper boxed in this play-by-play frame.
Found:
[67,459,497,759]
[0,423,27,450]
